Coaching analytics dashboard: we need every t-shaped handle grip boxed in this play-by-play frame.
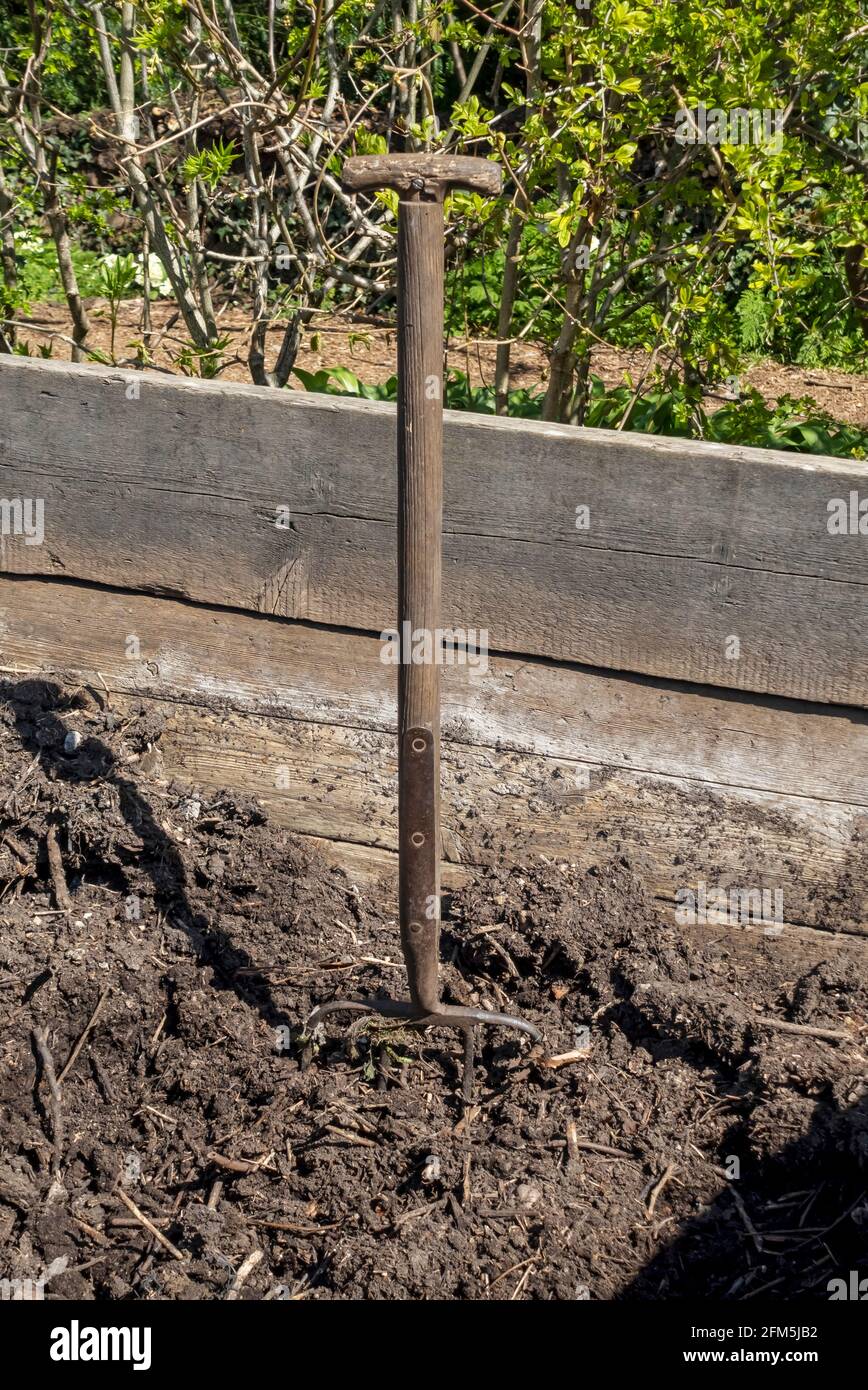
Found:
[342,153,502,202]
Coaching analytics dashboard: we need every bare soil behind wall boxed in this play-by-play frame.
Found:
[14,300,868,428]
[1,678,866,1301]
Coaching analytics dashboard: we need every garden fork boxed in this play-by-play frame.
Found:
[307,155,541,1099]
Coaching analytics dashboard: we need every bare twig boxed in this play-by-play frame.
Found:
[2,752,41,811]
[754,1016,855,1045]
[45,826,72,912]
[646,1162,677,1218]
[116,1187,186,1261]
[32,1027,63,1174]
[225,1248,263,1300]
[541,1048,592,1069]
[58,989,109,1084]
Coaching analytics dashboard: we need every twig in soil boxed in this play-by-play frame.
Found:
[462,1026,475,1104]
[549,1137,634,1160]
[58,989,109,1084]
[462,1151,473,1204]
[332,917,358,944]
[225,1249,263,1301]
[116,1187,186,1261]
[646,1163,677,1218]
[45,826,72,912]
[61,1256,111,1276]
[110,1217,165,1229]
[447,1191,469,1232]
[488,1253,538,1292]
[71,1216,109,1245]
[453,1104,480,1135]
[786,1189,867,1254]
[149,1012,168,1048]
[389,1197,448,1231]
[728,1186,763,1253]
[798,1187,822,1229]
[2,830,33,864]
[541,1048,592,1069]
[138,1104,177,1127]
[205,1150,280,1175]
[324,1123,377,1148]
[32,1027,63,1175]
[284,1254,330,1301]
[90,1054,115,1103]
[755,1016,855,1044]
[588,1066,633,1120]
[470,928,520,978]
[475,1208,526,1222]
[2,752,40,812]
[510,1263,536,1300]
[252,1218,341,1235]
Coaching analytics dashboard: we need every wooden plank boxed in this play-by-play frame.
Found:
[1,576,866,807]
[305,835,868,982]
[1,354,866,704]
[154,706,867,934]
[1,578,864,934]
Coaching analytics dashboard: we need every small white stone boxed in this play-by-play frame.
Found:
[183,798,201,821]
[421,1155,441,1183]
[63,731,82,753]
[516,1182,542,1208]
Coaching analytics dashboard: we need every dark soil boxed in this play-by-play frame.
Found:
[1,677,866,1301]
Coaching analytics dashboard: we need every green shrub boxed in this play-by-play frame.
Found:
[292,366,868,460]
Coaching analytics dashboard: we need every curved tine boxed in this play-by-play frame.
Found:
[307,998,542,1044]
[425,1004,543,1044]
[306,997,420,1030]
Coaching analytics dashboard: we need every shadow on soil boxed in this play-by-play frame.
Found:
[1,676,294,1037]
[621,1075,868,1299]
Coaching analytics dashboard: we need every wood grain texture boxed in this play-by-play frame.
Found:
[1,354,866,704]
[1,576,864,934]
[342,154,502,197]
[54,690,868,936]
[1,576,865,807]
[396,199,444,1009]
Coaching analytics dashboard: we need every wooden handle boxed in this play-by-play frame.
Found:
[343,153,502,200]
[396,198,443,1013]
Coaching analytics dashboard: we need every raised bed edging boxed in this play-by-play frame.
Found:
[1,354,866,706]
[1,575,865,936]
